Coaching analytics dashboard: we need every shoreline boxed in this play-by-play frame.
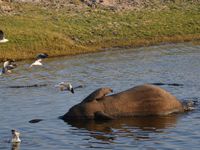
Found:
[0,2,200,62]
[1,36,199,63]
[1,33,200,62]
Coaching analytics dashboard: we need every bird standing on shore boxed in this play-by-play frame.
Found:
[11,129,21,143]
[0,30,9,43]
[29,53,48,68]
[1,60,17,74]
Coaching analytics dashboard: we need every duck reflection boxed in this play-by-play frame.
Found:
[11,143,20,150]
[65,114,181,142]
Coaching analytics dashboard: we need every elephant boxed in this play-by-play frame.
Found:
[61,84,195,121]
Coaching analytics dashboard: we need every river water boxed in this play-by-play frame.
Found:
[0,43,200,150]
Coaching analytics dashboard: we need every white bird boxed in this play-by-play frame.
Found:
[11,129,21,143]
[0,30,9,43]
[29,53,48,68]
[1,60,17,74]
[55,82,74,93]
[29,59,43,68]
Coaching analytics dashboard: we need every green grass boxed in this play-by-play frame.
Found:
[0,2,200,61]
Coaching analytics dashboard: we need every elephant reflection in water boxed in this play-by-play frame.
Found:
[65,114,180,142]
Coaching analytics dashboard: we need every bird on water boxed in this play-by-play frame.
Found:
[1,59,17,74]
[29,53,48,68]
[55,82,75,94]
[11,129,21,143]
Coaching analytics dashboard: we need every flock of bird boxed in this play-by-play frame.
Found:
[1,54,75,94]
[0,30,76,144]
[1,53,48,74]
[1,49,75,93]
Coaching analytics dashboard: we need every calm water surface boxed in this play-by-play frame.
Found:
[0,43,200,150]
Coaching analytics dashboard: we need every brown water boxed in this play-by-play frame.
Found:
[0,43,200,150]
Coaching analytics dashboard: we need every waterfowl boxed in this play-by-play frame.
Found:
[11,129,21,143]
[29,59,43,68]
[1,60,17,74]
[0,30,8,43]
[29,53,48,68]
[56,82,74,93]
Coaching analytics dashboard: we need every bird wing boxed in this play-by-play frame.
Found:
[6,64,17,70]
[30,59,43,67]
[3,61,10,68]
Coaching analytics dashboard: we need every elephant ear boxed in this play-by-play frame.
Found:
[82,87,113,103]
[94,111,114,120]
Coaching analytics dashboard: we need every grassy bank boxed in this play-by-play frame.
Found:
[0,2,200,61]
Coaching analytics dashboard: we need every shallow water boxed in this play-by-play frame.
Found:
[0,43,200,150]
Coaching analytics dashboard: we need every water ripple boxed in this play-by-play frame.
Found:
[0,43,200,149]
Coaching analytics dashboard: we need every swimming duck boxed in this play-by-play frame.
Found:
[1,60,17,74]
[29,59,43,68]
[55,82,74,93]
[11,129,21,143]
[29,53,48,68]
[0,30,8,43]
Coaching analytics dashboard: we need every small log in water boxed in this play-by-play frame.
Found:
[151,83,184,87]
[7,84,48,88]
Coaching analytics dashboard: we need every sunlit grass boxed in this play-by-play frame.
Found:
[0,2,200,61]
